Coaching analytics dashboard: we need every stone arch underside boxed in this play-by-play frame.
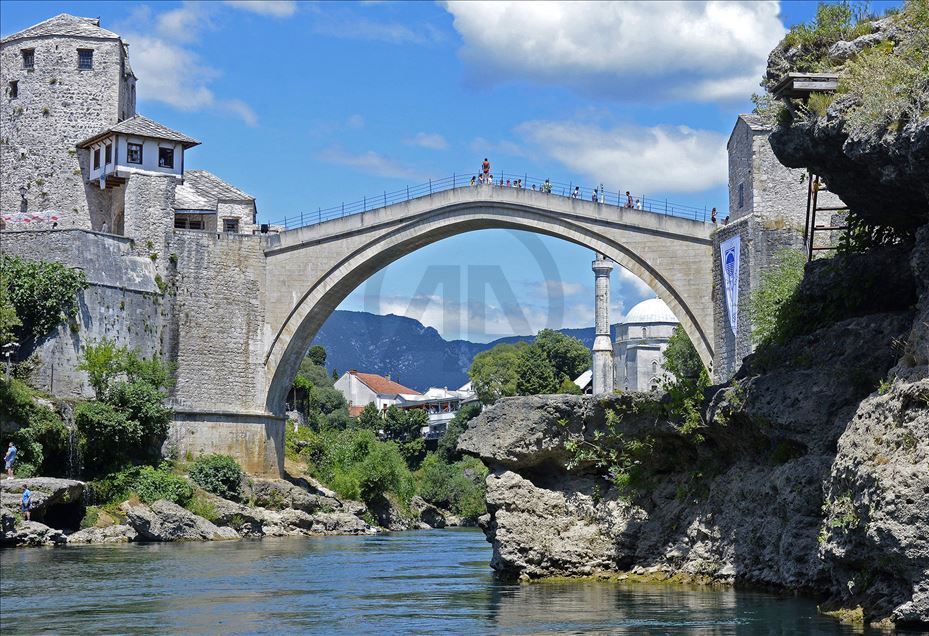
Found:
[263,203,713,414]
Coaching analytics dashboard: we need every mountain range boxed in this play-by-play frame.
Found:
[312,310,617,392]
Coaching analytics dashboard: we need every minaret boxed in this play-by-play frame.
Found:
[591,253,614,394]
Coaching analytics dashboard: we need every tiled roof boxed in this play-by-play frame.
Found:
[77,114,200,148]
[350,370,420,396]
[348,406,366,418]
[175,170,254,211]
[2,14,120,44]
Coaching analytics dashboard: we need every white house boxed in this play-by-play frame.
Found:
[174,169,258,233]
[334,370,421,417]
[396,384,479,440]
[77,114,199,188]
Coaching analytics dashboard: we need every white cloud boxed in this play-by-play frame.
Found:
[346,114,365,129]
[516,120,727,194]
[310,16,445,45]
[444,1,786,102]
[405,132,449,150]
[155,2,214,42]
[616,266,653,297]
[318,147,421,180]
[225,1,298,17]
[126,33,258,125]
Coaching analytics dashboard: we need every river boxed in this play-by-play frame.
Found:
[0,528,889,634]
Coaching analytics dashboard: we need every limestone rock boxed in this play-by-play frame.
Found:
[203,494,266,538]
[1,520,67,547]
[121,500,239,542]
[67,524,137,544]
[246,478,340,514]
[368,496,416,531]
[0,477,84,517]
[306,512,378,535]
[410,496,447,529]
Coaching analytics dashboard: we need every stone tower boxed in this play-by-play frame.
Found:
[591,254,614,394]
[0,14,136,230]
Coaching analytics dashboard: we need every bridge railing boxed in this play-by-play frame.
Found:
[269,171,716,230]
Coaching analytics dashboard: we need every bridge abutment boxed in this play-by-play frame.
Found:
[167,410,285,477]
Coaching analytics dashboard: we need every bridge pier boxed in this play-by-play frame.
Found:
[167,410,285,477]
[591,254,615,394]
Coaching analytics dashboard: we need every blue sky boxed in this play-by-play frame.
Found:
[2,1,901,342]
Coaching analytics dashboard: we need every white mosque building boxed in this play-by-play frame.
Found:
[614,298,680,392]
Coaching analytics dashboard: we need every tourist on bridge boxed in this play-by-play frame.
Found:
[592,189,598,202]
[626,191,634,208]
[482,158,490,178]
[572,186,580,199]
[4,442,16,478]
[636,198,642,210]
[470,176,476,187]
[543,179,552,194]
[20,487,32,520]
[506,179,512,187]
[711,207,717,224]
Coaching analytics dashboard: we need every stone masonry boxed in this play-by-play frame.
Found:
[0,15,135,230]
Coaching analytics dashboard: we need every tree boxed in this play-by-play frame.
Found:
[307,345,327,367]
[383,405,421,443]
[0,285,21,348]
[534,329,590,382]
[437,402,482,463]
[662,326,705,383]
[661,326,710,442]
[514,344,558,395]
[557,377,583,395]
[356,403,381,430]
[468,341,527,404]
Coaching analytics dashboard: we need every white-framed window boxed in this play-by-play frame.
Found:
[223,218,239,233]
[93,148,100,170]
[158,147,174,169]
[127,142,143,164]
[105,144,112,164]
[78,49,93,70]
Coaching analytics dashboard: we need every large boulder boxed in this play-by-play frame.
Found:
[246,478,340,514]
[67,524,137,544]
[121,500,239,542]
[410,496,447,529]
[203,494,267,538]
[1,478,84,519]
[1,520,67,547]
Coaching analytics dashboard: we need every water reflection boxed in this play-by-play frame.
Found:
[0,529,887,635]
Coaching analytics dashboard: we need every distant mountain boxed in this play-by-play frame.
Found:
[312,310,617,392]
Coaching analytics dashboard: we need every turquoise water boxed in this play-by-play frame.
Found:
[0,529,887,634]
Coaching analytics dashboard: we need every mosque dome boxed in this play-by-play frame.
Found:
[623,298,678,325]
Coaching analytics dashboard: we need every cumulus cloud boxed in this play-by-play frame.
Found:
[318,147,421,180]
[225,1,298,17]
[126,33,257,125]
[404,132,449,150]
[616,266,654,297]
[444,1,786,102]
[515,120,727,194]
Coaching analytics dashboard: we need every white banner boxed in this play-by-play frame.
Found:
[720,234,741,336]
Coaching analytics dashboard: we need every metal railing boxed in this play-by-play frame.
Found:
[268,171,717,230]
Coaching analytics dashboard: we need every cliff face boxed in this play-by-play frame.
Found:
[459,230,929,626]
[765,5,929,230]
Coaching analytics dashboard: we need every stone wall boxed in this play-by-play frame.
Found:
[727,118,755,221]
[1,33,127,230]
[0,229,163,397]
[216,201,257,235]
[123,173,176,258]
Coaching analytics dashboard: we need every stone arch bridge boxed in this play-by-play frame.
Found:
[168,185,714,475]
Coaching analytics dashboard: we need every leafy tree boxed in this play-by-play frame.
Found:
[383,405,421,443]
[355,403,381,430]
[437,402,482,463]
[662,326,705,383]
[661,327,710,442]
[514,344,558,395]
[0,285,21,348]
[135,465,193,505]
[534,329,590,382]
[746,249,807,347]
[0,255,86,344]
[557,377,583,395]
[307,345,327,367]
[468,341,527,404]
[332,368,339,381]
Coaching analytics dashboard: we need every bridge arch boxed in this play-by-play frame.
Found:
[262,188,713,414]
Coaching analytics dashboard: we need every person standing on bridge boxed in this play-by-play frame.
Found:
[543,179,552,194]
[591,189,598,202]
[482,158,490,179]
[636,198,642,210]
[626,191,634,208]
[470,176,476,187]
[572,186,580,199]
[711,207,717,224]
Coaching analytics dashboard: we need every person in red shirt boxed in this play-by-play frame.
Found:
[482,158,490,177]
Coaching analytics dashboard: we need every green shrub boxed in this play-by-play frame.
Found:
[86,465,143,505]
[0,378,70,475]
[416,454,488,519]
[806,91,835,117]
[135,466,193,505]
[0,255,87,343]
[357,441,413,503]
[436,402,481,463]
[188,454,244,501]
[746,249,807,347]
[185,495,218,521]
[80,506,101,529]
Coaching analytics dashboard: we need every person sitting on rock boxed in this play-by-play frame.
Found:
[21,487,31,520]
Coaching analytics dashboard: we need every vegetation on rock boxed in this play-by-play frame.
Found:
[188,454,244,501]
[0,378,69,477]
[0,255,87,345]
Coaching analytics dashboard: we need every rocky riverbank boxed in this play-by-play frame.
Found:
[0,474,463,547]
[459,230,928,627]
